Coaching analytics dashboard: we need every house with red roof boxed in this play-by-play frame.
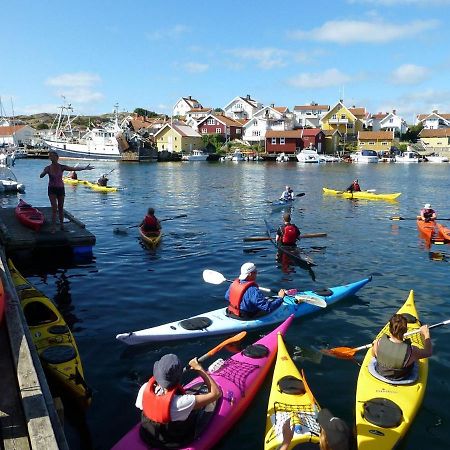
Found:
[197,114,243,140]
[415,111,450,129]
[0,124,35,146]
[265,128,325,155]
[173,96,203,117]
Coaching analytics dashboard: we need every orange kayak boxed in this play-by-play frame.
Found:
[437,223,450,242]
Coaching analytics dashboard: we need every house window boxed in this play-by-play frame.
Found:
[254,120,258,125]
[201,128,207,133]
[382,142,388,145]
[368,141,375,145]
[332,114,337,119]
[389,118,393,123]
[207,119,215,125]
[216,128,221,133]
[236,129,241,134]
[347,123,353,129]
[341,114,346,119]
[252,130,260,136]
[271,137,276,144]
[280,138,285,145]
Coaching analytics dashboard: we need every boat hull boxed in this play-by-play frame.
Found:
[139,226,162,247]
[323,187,401,201]
[112,316,293,450]
[437,223,450,241]
[116,277,371,345]
[45,140,122,161]
[355,291,427,449]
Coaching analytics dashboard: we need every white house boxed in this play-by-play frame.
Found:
[0,125,36,146]
[415,111,450,129]
[370,110,408,135]
[173,96,203,117]
[223,95,263,120]
[293,103,329,128]
[184,107,213,127]
[242,105,293,145]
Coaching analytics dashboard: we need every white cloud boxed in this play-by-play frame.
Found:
[146,25,190,41]
[183,62,209,73]
[391,64,430,85]
[227,48,288,70]
[45,72,103,104]
[288,19,438,44]
[288,68,352,88]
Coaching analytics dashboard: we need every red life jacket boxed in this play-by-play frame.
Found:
[353,182,361,192]
[142,377,185,424]
[228,279,257,317]
[144,215,158,230]
[282,224,299,245]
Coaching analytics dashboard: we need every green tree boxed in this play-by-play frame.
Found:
[402,123,423,142]
[201,134,225,152]
[36,123,49,130]
[134,108,158,118]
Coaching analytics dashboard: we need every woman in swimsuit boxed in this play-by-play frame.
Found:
[40,151,94,233]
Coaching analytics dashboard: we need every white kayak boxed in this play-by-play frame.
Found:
[116,277,371,345]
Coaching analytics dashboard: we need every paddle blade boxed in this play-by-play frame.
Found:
[113,227,128,235]
[198,331,247,362]
[296,192,306,197]
[294,294,327,308]
[202,269,227,285]
[321,346,358,360]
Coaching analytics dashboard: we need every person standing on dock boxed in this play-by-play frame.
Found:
[40,150,94,233]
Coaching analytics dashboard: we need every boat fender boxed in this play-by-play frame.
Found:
[179,317,213,331]
[400,313,418,324]
[242,343,269,359]
[363,398,403,428]
[48,325,70,334]
[277,375,306,395]
[312,288,333,297]
[41,345,77,364]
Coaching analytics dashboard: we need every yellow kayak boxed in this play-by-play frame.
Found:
[323,187,401,201]
[139,225,162,247]
[86,181,118,193]
[8,259,92,408]
[265,333,321,449]
[355,290,427,449]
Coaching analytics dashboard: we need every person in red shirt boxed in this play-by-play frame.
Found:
[276,213,301,246]
[140,208,161,233]
[346,179,361,192]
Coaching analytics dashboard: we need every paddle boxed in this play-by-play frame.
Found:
[323,318,450,360]
[113,214,188,234]
[244,232,327,242]
[202,269,326,308]
[390,216,450,221]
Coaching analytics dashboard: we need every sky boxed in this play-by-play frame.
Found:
[2,0,450,123]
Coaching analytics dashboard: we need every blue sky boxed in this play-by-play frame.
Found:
[2,0,450,122]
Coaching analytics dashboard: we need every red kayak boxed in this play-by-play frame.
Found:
[15,199,45,231]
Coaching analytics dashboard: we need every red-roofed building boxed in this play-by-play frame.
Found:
[265,128,325,155]
[0,124,35,146]
[197,114,243,140]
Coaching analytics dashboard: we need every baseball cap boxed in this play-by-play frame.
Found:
[153,354,182,389]
[317,409,350,450]
[424,203,431,209]
[239,262,256,280]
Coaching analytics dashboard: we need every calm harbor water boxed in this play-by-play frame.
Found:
[6,159,450,449]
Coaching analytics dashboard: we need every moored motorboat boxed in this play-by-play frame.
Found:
[296,149,321,163]
[112,316,294,450]
[355,290,427,449]
[139,225,162,247]
[426,155,449,163]
[395,151,420,163]
[8,259,91,407]
[116,276,371,345]
[323,187,401,201]
[15,199,45,231]
[265,333,320,449]
[350,150,379,163]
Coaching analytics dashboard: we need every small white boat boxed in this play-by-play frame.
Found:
[426,154,449,163]
[185,149,209,161]
[395,151,420,163]
[0,166,25,193]
[296,149,321,163]
[319,154,341,162]
[276,152,289,162]
[231,151,245,161]
[351,150,379,163]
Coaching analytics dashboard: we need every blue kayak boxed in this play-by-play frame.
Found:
[271,198,295,212]
[116,276,372,345]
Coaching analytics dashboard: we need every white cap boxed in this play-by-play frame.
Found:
[285,185,290,190]
[239,262,256,280]
[424,203,431,209]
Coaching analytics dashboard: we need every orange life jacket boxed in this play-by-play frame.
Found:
[142,377,185,424]
[228,279,257,317]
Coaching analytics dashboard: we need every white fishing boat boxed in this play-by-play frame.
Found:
[395,151,420,163]
[0,166,25,193]
[44,103,129,160]
[319,154,341,162]
[276,152,289,162]
[185,149,208,161]
[351,150,379,163]
[231,150,246,161]
[296,148,321,163]
[426,154,449,163]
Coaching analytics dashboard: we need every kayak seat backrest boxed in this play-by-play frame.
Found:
[400,313,418,324]
[312,288,333,297]
[368,357,419,385]
[48,325,70,335]
[41,344,77,364]
[179,317,212,331]
[363,397,403,428]
[23,301,58,326]
[278,375,306,395]
[242,343,269,359]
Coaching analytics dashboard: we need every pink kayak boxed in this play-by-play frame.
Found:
[112,315,294,450]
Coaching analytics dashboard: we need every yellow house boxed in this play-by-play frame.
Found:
[321,101,364,136]
[419,128,450,149]
[154,123,203,153]
[357,131,394,152]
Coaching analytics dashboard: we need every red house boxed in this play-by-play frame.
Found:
[265,128,325,154]
[197,114,243,140]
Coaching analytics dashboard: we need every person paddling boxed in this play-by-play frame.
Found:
[140,208,161,233]
[68,171,78,180]
[280,185,294,201]
[97,174,109,187]
[225,262,286,319]
[135,353,221,447]
[276,213,301,246]
[372,314,432,381]
[418,203,437,222]
[346,179,361,193]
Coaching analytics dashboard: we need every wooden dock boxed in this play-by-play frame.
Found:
[0,207,96,251]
